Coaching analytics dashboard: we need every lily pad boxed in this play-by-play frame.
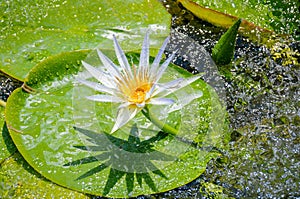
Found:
[0,0,170,80]
[177,0,274,44]
[0,152,89,199]
[190,0,300,38]
[5,49,226,197]
[188,0,271,29]
[0,106,17,162]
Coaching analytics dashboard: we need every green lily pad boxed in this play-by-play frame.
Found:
[0,152,89,199]
[188,0,271,29]
[0,0,170,80]
[5,49,226,197]
[177,0,274,44]
[1,106,17,162]
[190,0,299,37]
[1,105,87,198]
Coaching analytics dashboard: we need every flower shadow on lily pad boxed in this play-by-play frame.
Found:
[64,125,177,196]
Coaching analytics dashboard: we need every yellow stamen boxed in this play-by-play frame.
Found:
[128,83,152,104]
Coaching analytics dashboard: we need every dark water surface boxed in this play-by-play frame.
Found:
[150,1,299,198]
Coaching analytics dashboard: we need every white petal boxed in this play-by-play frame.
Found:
[81,61,104,80]
[112,35,133,78]
[168,91,203,113]
[118,101,132,109]
[81,61,115,88]
[150,36,169,75]
[148,97,175,105]
[151,78,183,97]
[86,94,123,103]
[111,106,140,133]
[145,84,156,100]
[160,74,202,97]
[136,102,145,108]
[77,78,117,95]
[153,50,177,83]
[138,31,149,77]
[97,49,122,79]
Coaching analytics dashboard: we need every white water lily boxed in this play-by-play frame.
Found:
[78,32,201,133]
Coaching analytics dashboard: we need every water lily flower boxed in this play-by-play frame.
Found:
[78,32,201,133]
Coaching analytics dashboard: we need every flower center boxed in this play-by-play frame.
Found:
[129,84,151,104]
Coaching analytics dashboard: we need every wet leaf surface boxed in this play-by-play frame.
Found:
[0,106,17,163]
[0,0,170,80]
[189,0,300,39]
[0,152,89,199]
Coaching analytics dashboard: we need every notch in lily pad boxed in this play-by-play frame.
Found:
[212,18,242,66]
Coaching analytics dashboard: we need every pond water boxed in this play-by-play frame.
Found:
[1,0,299,198]
[148,1,299,198]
